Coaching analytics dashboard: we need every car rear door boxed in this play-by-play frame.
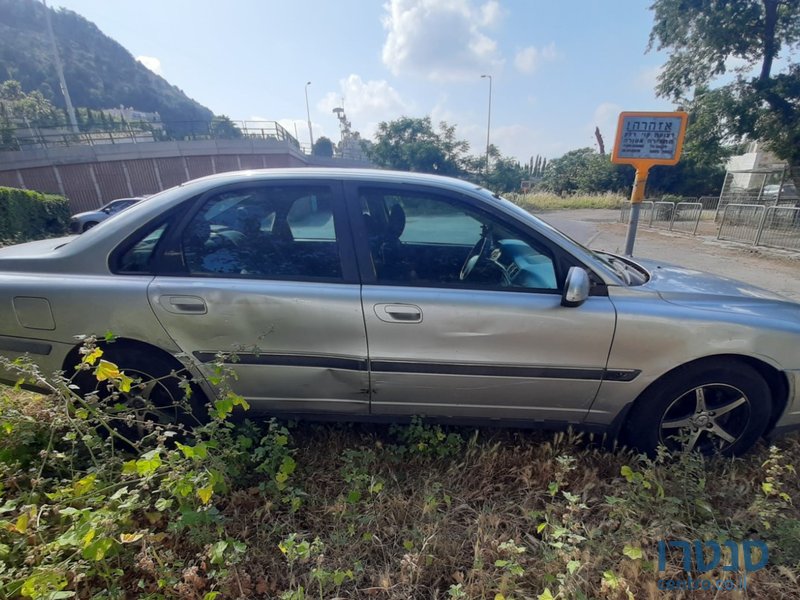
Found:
[346,182,619,424]
[145,179,370,414]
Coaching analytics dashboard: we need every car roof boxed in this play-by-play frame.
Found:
[179,168,486,195]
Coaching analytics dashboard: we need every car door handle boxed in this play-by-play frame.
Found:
[374,303,422,323]
[160,295,208,314]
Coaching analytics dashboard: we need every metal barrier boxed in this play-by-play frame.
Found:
[620,201,630,223]
[651,201,675,229]
[756,206,800,251]
[620,200,654,224]
[670,202,703,234]
[620,200,798,251]
[698,196,720,211]
[2,120,302,151]
[717,204,766,245]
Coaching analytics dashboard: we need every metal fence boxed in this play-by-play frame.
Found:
[715,194,799,222]
[1,120,302,151]
[698,196,720,211]
[671,202,703,234]
[620,200,654,224]
[757,206,800,251]
[651,201,675,229]
[620,200,702,235]
[717,204,766,245]
[620,199,799,251]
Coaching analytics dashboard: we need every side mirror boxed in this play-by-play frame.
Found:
[561,266,590,307]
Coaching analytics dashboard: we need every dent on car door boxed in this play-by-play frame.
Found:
[138,181,369,414]
[348,184,619,423]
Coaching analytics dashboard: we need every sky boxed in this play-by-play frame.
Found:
[48,0,679,161]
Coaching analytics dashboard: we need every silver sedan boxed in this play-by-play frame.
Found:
[1,169,799,455]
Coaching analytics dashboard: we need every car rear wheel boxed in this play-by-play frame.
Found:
[72,345,208,441]
[623,360,772,456]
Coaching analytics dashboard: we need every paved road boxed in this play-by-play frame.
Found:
[536,210,611,245]
[535,209,800,302]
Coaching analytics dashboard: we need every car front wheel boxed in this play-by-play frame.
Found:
[72,345,208,441]
[623,360,772,456]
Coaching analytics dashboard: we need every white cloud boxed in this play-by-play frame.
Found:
[381,0,504,81]
[479,0,503,26]
[514,43,557,75]
[318,74,410,139]
[491,123,544,162]
[136,55,163,76]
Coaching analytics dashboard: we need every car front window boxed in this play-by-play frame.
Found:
[360,187,558,291]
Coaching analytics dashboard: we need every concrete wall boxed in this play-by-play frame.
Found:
[0,139,323,213]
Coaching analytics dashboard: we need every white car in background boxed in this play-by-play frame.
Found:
[70,197,143,233]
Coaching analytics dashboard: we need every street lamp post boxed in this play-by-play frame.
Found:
[304,81,314,152]
[481,74,492,175]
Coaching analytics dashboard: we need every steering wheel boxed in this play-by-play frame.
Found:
[459,229,493,281]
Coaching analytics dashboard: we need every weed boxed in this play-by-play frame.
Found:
[390,416,465,459]
[0,346,797,599]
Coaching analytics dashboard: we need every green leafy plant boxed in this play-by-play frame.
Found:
[390,416,465,459]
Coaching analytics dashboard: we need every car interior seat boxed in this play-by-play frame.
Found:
[379,203,411,280]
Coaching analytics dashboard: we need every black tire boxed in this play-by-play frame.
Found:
[623,360,772,456]
[82,221,99,232]
[71,345,208,440]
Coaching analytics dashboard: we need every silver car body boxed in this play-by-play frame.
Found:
[1,169,799,435]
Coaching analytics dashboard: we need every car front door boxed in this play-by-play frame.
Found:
[348,183,619,423]
[145,180,369,414]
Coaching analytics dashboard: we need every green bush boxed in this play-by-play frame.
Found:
[0,187,70,245]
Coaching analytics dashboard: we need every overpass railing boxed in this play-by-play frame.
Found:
[1,120,302,151]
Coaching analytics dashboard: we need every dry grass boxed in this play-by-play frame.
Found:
[2,385,800,599]
[218,425,800,599]
[506,192,625,212]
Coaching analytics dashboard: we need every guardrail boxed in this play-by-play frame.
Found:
[1,120,302,151]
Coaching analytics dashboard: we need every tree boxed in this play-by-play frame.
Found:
[368,117,470,176]
[208,115,242,139]
[312,136,334,157]
[484,154,527,193]
[539,148,632,195]
[649,0,800,187]
[0,79,62,127]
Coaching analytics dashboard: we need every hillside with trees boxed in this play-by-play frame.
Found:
[0,0,213,135]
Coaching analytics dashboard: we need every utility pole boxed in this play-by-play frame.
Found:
[42,0,78,133]
[480,74,492,175]
[304,81,314,152]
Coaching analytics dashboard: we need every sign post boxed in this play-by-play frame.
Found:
[611,111,688,256]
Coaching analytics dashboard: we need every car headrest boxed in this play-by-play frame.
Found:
[387,204,406,238]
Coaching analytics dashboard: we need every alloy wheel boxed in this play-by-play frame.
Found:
[659,383,751,453]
